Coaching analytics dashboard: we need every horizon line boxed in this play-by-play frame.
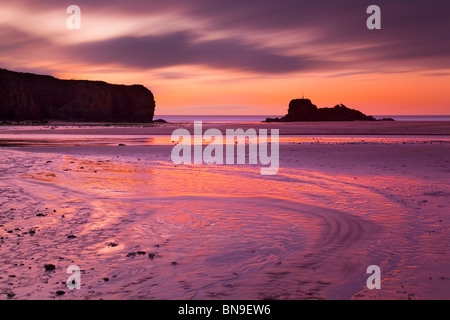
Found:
[154,114,450,117]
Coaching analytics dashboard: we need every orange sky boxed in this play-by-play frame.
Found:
[1,1,449,115]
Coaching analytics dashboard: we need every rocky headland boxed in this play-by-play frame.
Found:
[0,68,155,122]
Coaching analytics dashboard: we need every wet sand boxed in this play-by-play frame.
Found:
[0,122,449,300]
[1,120,449,136]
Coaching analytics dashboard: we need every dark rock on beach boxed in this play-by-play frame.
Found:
[44,264,56,271]
[6,292,16,299]
[265,98,388,122]
[126,251,146,257]
[0,68,155,122]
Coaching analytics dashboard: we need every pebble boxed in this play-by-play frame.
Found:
[126,251,146,257]
[44,264,56,271]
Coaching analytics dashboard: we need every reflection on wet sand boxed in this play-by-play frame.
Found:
[0,151,401,299]
[0,137,448,300]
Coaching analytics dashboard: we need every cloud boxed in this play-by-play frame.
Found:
[1,0,450,75]
[66,31,323,73]
[0,26,50,52]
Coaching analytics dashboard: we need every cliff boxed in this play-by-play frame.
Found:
[265,98,389,122]
[0,68,155,122]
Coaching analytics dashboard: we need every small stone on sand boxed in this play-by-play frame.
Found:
[44,264,56,271]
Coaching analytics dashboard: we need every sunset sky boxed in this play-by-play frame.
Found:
[1,0,449,115]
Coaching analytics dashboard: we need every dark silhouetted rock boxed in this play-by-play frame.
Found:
[0,68,155,122]
[126,251,146,258]
[44,264,56,271]
[264,117,281,122]
[283,99,319,121]
[265,98,385,122]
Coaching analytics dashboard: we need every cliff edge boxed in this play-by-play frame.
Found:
[0,68,155,122]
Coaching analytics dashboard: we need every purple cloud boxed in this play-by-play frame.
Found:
[2,0,449,74]
[67,31,324,73]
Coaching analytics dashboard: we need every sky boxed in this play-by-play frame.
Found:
[1,0,449,115]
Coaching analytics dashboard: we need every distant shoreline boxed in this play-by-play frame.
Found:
[155,115,450,122]
[1,121,449,136]
[2,115,450,127]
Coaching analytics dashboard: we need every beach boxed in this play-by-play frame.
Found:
[0,121,449,300]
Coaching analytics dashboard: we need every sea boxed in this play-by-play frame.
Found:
[154,115,450,123]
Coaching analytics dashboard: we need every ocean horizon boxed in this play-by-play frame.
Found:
[154,115,450,122]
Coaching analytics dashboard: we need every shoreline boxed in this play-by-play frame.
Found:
[0,121,449,136]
